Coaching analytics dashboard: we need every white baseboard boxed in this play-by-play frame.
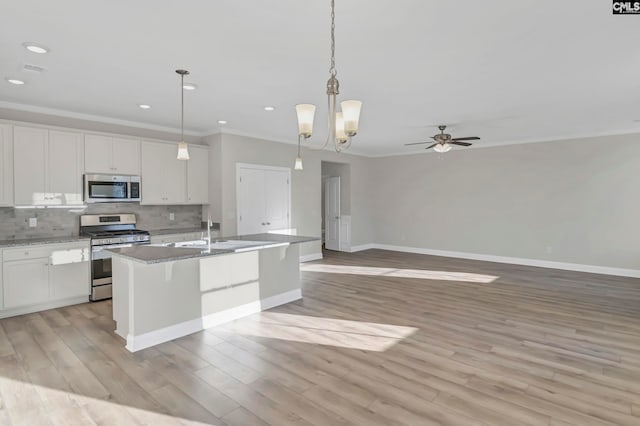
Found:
[125,288,302,352]
[350,243,375,253]
[0,296,89,319]
[300,252,323,262]
[374,244,640,278]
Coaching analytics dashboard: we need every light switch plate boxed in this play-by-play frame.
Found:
[169,213,175,221]
[29,217,37,227]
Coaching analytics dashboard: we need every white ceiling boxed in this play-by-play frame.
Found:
[1,0,639,156]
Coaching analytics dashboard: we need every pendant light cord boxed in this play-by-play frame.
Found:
[181,73,184,142]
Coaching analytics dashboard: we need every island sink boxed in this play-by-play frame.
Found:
[167,239,280,251]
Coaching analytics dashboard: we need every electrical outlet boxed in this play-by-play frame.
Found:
[546,245,553,254]
[169,213,175,221]
[29,217,37,228]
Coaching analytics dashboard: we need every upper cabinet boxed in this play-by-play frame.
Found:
[187,145,209,204]
[140,141,186,205]
[85,134,140,175]
[141,142,209,205]
[13,126,84,206]
[6,122,207,207]
[0,124,13,206]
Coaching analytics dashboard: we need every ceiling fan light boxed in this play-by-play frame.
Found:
[296,104,316,138]
[340,100,362,136]
[177,141,190,160]
[433,143,452,153]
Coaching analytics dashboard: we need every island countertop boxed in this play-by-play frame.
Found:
[108,233,318,264]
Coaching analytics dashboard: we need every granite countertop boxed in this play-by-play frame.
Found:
[109,233,318,264]
[0,235,91,248]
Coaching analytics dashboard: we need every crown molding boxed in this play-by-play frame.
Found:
[0,101,206,137]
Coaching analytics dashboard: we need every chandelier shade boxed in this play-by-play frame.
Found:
[294,0,362,159]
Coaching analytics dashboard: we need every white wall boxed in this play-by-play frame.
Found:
[203,133,222,223]
[370,133,640,270]
[206,133,374,257]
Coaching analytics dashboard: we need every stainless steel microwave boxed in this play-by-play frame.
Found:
[84,174,141,203]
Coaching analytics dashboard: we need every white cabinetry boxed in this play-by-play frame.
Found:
[13,126,84,206]
[1,241,90,315]
[141,141,186,204]
[3,258,49,308]
[237,164,290,235]
[85,134,140,175]
[0,124,13,206]
[187,145,209,204]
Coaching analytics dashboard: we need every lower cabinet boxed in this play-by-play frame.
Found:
[1,241,90,314]
[3,258,49,308]
[50,261,91,300]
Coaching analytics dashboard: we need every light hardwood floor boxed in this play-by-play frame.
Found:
[0,249,639,425]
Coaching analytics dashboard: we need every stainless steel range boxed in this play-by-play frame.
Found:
[80,214,150,301]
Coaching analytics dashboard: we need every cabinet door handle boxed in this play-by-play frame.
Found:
[261,222,266,226]
[266,222,271,225]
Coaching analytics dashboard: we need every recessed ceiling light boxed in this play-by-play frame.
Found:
[22,42,49,54]
[183,83,197,91]
[138,104,152,110]
[217,120,227,125]
[264,106,276,111]
[6,78,25,85]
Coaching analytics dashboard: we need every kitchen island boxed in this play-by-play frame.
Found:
[108,233,317,352]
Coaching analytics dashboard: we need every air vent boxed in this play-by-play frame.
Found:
[23,64,45,73]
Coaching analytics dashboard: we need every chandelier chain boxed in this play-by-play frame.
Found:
[329,0,336,77]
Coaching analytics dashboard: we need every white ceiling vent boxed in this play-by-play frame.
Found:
[23,64,45,73]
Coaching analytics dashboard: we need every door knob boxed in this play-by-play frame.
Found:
[335,216,340,219]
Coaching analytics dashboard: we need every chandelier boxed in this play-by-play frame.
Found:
[294,0,362,169]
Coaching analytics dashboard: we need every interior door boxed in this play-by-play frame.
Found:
[237,165,291,235]
[264,169,290,231]
[325,176,341,251]
[238,167,266,235]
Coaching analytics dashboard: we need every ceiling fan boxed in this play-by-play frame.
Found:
[405,125,480,153]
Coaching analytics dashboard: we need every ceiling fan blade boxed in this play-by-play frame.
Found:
[424,143,438,150]
[450,141,472,147]
[451,136,480,141]
[404,141,432,146]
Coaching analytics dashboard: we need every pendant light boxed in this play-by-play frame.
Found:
[295,0,362,164]
[176,69,190,160]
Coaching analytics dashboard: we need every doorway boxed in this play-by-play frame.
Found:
[321,161,351,252]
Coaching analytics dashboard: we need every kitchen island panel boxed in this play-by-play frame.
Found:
[113,244,301,352]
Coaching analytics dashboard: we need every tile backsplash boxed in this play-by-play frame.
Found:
[0,204,203,240]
